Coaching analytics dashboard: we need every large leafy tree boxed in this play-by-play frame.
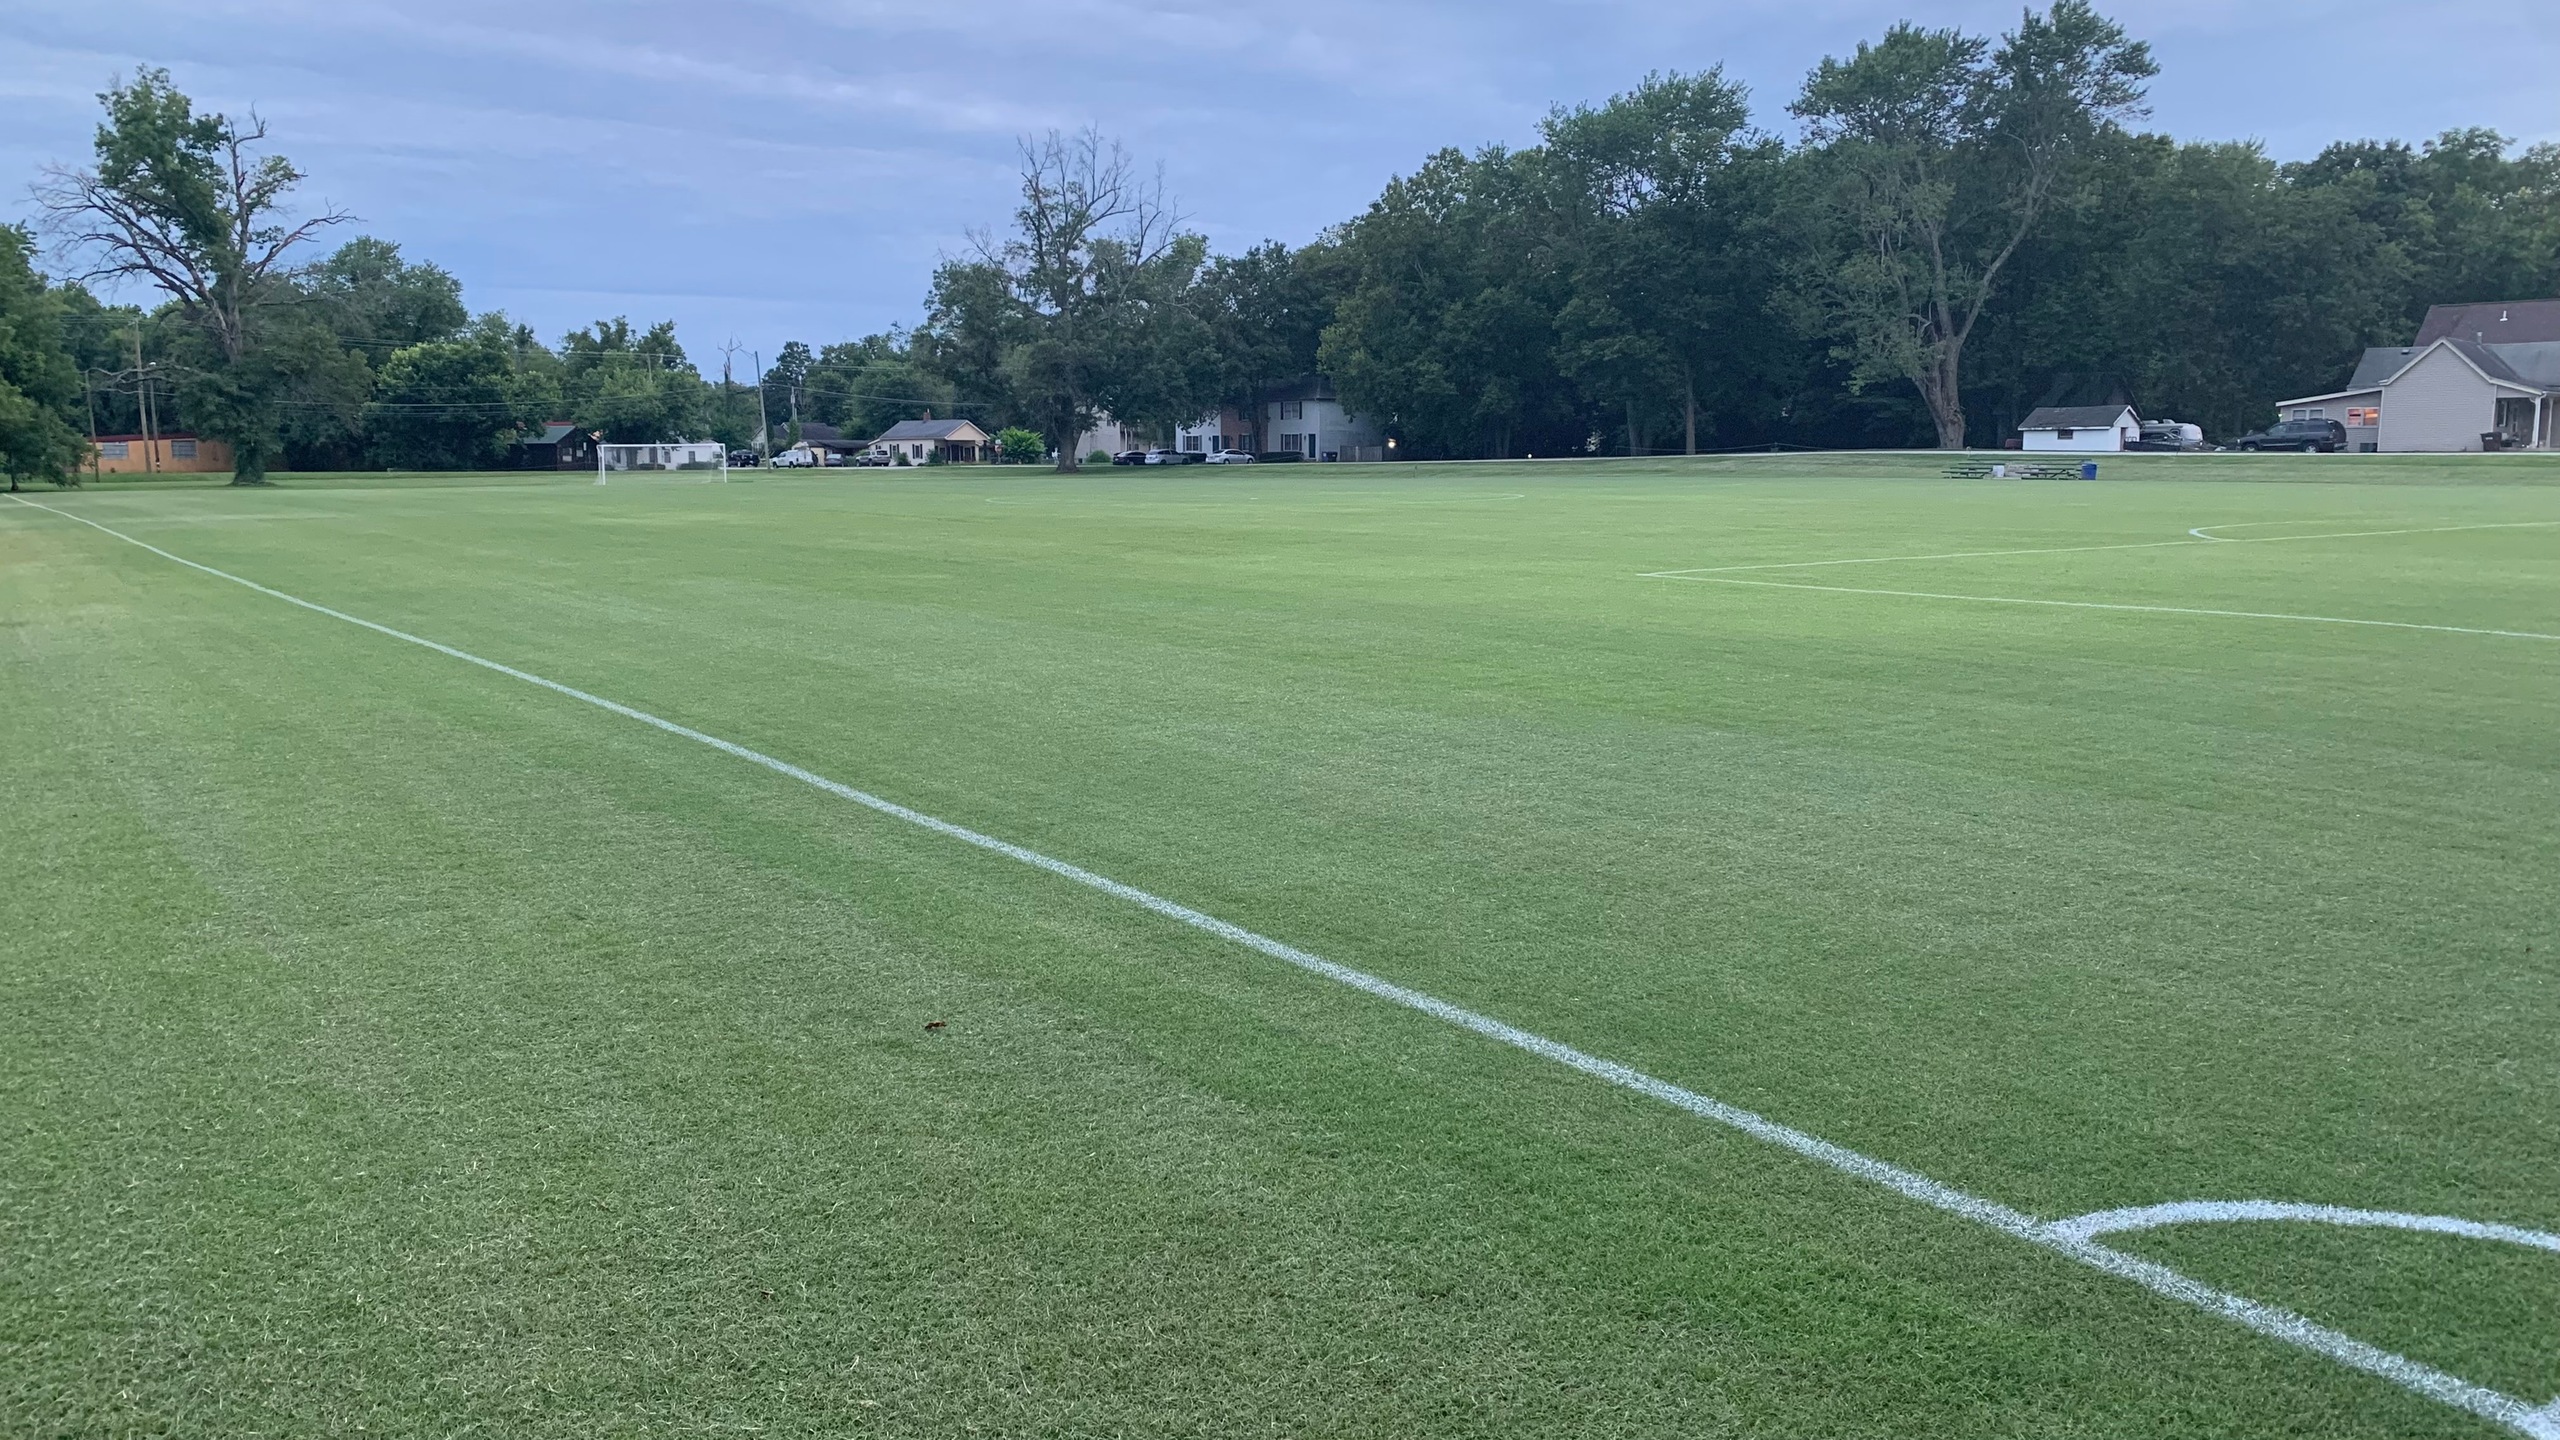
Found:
[803,332,956,443]
[561,317,706,442]
[1961,131,2416,442]
[1198,241,1349,453]
[2283,129,2560,326]
[1790,2,2154,448]
[0,226,88,489]
[1543,69,1784,454]
[921,130,1215,469]
[37,68,351,482]
[367,316,551,469]
[758,340,813,442]
[305,237,466,351]
[1320,146,1586,459]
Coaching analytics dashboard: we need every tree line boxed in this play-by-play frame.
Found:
[3,6,2555,486]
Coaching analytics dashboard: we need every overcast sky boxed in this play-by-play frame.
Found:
[4,0,2553,367]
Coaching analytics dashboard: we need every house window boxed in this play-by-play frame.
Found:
[99,440,129,459]
[2289,409,2307,420]
[2347,407,2379,426]
[2054,428,2074,440]
[2307,408,2325,419]
[1280,400,1304,420]
[170,438,197,459]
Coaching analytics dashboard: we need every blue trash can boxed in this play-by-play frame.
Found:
[2080,461,2099,481]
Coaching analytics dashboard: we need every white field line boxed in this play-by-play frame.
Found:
[14,491,2558,1439]
[1640,520,2560,577]
[2053,1200,2560,1253]
[1655,575,2560,642]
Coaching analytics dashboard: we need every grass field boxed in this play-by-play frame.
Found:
[4,452,2556,1438]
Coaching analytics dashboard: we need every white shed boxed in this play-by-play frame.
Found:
[2017,405,2138,452]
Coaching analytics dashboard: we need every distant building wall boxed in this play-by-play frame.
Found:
[2378,348,2496,452]
[2020,413,2133,452]
[1262,398,1380,460]
[89,434,232,475]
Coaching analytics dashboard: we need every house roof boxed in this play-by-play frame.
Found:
[2449,338,2532,386]
[2336,338,2552,396]
[2413,300,2560,347]
[796,421,848,446]
[2347,347,2415,389]
[2488,341,2560,388]
[524,422,582,445]
[2270,385,2383,409]
[2016,404,2135,431]
[871,418,988,443]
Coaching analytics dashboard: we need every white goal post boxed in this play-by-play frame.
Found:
[595,441,728,484]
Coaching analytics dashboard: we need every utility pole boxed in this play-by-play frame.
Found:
[133,326,157,474]
[84,367,100,481]
[719,338,744,457]
[751,350,771,462]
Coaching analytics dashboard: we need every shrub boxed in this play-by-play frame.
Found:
[997,427,1045,464]
[1085,450,1113,467]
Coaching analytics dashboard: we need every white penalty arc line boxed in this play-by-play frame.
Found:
[14,491,2558,1439]
[1652,574,2560,642]
[1641,520,2560,577]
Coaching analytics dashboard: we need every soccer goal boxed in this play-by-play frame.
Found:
[595,441,728,484]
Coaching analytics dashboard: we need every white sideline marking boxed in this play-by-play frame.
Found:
[1641,520,2560,576]
[1653,574,2560,641]
[15,490,2560,1438]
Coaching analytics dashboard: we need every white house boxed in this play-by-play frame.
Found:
[1173,405,1251,456]
[1173,375,1384,461]
[866,417,992,464]
[2017,404,2138,452]
[2274,301,2560,452]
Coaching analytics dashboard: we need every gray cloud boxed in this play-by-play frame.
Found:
[6,0,2551,359]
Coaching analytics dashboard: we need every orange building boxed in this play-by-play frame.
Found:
[91,433,234,475]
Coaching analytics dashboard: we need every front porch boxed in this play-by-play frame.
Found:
[2489,394,2555,450]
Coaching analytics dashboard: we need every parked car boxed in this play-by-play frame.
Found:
[2233,418,2346,452]
[853,452,889,467]
[2126,420,2206,452]
[1203,449,1256,464]
[767,447,818,467]
[1143,448,1205,465]
[727,449,761,467]
[1112,450,1148,466]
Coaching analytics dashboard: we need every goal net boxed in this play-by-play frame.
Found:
[595,441,728,483]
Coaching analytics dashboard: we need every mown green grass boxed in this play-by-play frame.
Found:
[4,454,2556,1437]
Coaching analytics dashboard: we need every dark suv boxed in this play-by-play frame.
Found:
[2234,418,2347,453]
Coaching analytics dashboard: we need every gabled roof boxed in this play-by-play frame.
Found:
[2447,338,2532,387]
[2333,338,2551,396]
[2414,300,2560,347]
[2017,404,2135,431]
[2347,347,2414,389]
[524,421,582,445]
[871,418,987,443]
